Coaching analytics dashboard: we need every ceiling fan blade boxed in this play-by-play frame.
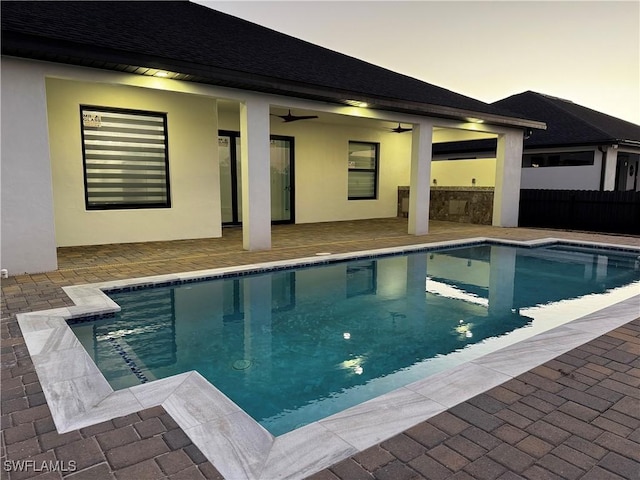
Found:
[390,123,412,133]
[283,115,318,122]
[273,110,319,122]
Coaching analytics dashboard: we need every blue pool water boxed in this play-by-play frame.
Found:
[69,243,640,435]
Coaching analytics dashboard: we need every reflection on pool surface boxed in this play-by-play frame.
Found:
[69,243,640,435]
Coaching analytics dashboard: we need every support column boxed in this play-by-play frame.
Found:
[601,146,618,191]
[493,130,524,227]
[408,121,434,235]
[1,59,58,274]
[240,98,271,250]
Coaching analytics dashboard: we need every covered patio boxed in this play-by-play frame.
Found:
[11,219,640,288]
[2,220,638,479]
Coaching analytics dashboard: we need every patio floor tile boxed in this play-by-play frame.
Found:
[1,220,638,479]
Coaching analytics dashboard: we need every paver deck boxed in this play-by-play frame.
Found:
[1,219,639,479]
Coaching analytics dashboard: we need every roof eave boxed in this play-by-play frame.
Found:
[618,139,640,148]
[524,139,640,150]
[1,31,546,131]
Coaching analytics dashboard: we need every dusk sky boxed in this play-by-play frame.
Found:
[199,1,640,125]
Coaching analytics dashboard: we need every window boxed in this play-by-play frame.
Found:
[522,151,594,168]
[81,106,170,209]
[348,141,379,199]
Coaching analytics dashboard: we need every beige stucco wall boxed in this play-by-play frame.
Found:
[46,78,221,247]
[431,158,497,187]
[285,122,411,223]
[217,116,413,224]
[45,76,504,247]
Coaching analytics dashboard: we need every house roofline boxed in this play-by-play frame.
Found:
[2,31,546,131]
[617,139,640,148]
[432,138,640,157]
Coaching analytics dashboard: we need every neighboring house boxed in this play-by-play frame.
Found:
[432,91,640,191]
[1,1,543,275]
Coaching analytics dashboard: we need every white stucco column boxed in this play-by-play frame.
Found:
[493,130,524,227]
[239,98,271,250]
[601,146,618,191]
[1,59,58,274]
[408,120,434,235]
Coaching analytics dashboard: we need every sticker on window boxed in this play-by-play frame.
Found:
[83,113,102,128]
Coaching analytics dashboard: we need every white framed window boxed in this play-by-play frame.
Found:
[348,141,379,199]
[80,106,170,209]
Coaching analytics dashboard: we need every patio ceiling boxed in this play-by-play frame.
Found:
[217,102,497,139]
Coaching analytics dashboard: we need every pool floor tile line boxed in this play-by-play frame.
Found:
[2,219,639,480]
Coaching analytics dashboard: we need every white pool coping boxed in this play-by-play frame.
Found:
[17,237,640,480]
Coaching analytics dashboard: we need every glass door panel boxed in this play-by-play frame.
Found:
[219,133,293,225]
[235,138,242,222]
[218,136,233,223]
[270,138,292,222]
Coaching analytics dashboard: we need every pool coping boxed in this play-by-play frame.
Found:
[16,237,640,480]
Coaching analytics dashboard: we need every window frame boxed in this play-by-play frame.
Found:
[80,105,171,210]
[348,141,379,200]
[522,150,595,168]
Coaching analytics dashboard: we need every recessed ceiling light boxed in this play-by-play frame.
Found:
[345,100,369,108]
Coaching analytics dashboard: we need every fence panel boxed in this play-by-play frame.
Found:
[519,189,640,235]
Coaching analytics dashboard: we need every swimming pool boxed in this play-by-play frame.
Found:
[18,238,640,480]
[68,242,640,436]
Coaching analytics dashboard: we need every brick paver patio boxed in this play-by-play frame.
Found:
[1,220,638,479]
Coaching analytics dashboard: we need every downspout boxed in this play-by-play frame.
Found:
[598,145,607,191]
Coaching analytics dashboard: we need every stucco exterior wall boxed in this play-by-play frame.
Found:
[520,149,603,190]
[432,148,605,191]
[431,159,496,187]
[290,124,411,224]
[46,75,415,247]
[217,116,412,224]
[1,58,58,274]
[1,58,526,273]
[46,78,221,247]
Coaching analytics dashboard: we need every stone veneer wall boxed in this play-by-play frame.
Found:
[398,186,494,225]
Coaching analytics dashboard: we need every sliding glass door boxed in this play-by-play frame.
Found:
[270,136,293,223]
[219,132,294,225]
[219,133,242,224]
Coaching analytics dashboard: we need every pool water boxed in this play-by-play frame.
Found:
[69,243,640,435]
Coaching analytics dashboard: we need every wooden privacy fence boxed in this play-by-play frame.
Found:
[519,189,640,235]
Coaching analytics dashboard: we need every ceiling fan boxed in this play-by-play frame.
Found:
[389,123,412,133]
[271,110,318,123]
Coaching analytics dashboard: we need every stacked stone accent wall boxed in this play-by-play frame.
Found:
[398,186,494,225]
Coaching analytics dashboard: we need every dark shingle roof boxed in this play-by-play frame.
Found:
[495,91,640,148]
[0,0,542,127]
[433,91,640,155]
